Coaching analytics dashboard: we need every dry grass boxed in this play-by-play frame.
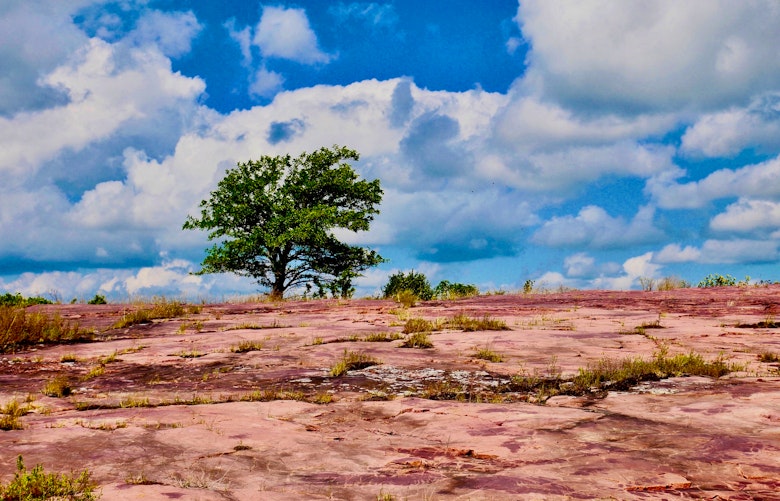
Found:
[330,350,381,376]
[0,306,94,353]
[112,299,188,328]
[400,332,433,349]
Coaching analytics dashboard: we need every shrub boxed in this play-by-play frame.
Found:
[382,271,433,301]
[657,276,690,291]
[697,274,737,288]
[433,281,478,299]
[0,455,99,500]
[87,294,107,305]
[0,293,52,307]
[42,376,72,398]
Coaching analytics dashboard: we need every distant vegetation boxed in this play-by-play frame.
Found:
[383,271,479,305]
[0,293,52,307]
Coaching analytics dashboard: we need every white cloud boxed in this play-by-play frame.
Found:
[0,38,205,180]
[253,6,332,64]
[648,157,780,209]
[126,10,202,58]
[653,239,779,265]
[517,0,780,113]
[249,66,285,98]
[532,205,663,249]
[329,3,399,29]
[710,199,780,233]
[654,243,701,263]
[681,93,780,157]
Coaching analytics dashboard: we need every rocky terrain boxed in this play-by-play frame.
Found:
[1,286,779,500]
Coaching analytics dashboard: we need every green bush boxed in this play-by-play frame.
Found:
[382,271,433,301]
[433,280,478,299]
[87,295,107,305]
[697,274,737,288]
[0,456,98,500]
[0,293,52,307]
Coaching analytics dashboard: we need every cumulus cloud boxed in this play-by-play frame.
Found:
[517,0,780,113]
[253,6,332,64]
[654,243,701,263]
[0,1,89,116]
[532,205,663,249]
[710,199,780,234]
[681,93,780,157]
[647,157,780,209]
[125,9,202,58]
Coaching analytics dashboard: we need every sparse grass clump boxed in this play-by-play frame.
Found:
[0,455,99,500]
[230,340,263,353]
[449,314,508,332]
[473,345,504,362]
[112,299,187,329]
[0,307,94,353]
[329,350,381,377]
[224,320,285,331]
[360,332,403,342]
[400,332,433,349]
[173,350,205,358]
[42,376,72,398]
[0,399,29,431]
[403,317,437,334]
[758,351,780,363]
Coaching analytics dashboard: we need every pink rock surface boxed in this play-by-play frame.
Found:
[1,287,780,499]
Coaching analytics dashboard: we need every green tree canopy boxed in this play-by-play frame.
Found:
[183,145,384,298]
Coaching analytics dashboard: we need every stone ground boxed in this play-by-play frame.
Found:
[1,286,779,500]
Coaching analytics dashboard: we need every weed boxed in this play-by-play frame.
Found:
[0,455,98,500]
[403,317,437,333]
[400,332,433,349]
[311,336,324,345]
[224,320,285,330]
[96,351,118,364]
[394,290,420,308]
[361,332,403,342]
[241,389,306,402]
[0,399,28,431]
[230,340,263,353]
[473,345,504,362]
[173,350,205,358]
[330,350,381,377]
[758,351,780,363]
[42,376,72,397]
[0,306,94,353]
[523,279,535,294]
[87,294,107,305]
[82,365,106,380]
[120,396,152,408]
[376,490,397,501]
[310,392,334,404]
[60,353,79,363]
[112,299,187,328]
[449,314,509,332]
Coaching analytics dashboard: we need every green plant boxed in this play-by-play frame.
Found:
[230,340,263,353]
[400,332,433,349]
[361,332,403,342]
[758,351,780,363]
[87,294,107,305]
[42,376,72,398]
[522,279,535,294]
[394,290,420,308]
[697,274,737,288]
[382,271,433,301]
[0,399,28,431]
[473,345,504,362]
[403,317,436,334]
[448,314,509,332]
[433,280,478,299]
[0,455,99,500]
[183,145,384,299]
[0,293,52,307]
[329,350,381,376]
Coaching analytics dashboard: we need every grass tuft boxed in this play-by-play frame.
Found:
[329,350,381,377]
[400,332,433,349]
[0,306,94,353]
[230,340,263,353]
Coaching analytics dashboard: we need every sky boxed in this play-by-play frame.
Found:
[2,0,780,301]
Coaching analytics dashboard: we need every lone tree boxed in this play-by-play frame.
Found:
[183,145,384,299]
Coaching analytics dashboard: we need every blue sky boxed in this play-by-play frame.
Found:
[2,0,780,300]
